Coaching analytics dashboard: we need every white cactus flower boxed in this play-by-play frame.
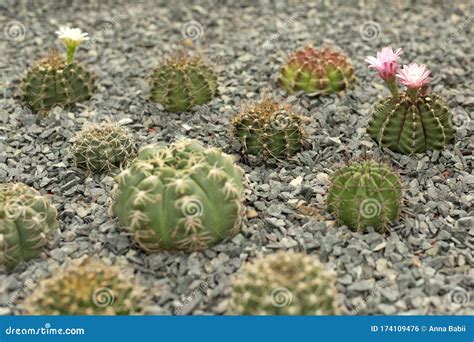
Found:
[55,26,89,44]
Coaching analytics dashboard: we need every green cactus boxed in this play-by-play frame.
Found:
[231,97,308,161]
[229,251,338,315]
[327,161,402,233]
[367,93,456,155]
[21,51,95,114]
[149,56,218,112]
[279,45,355,95]
[111,139,244,252]
[70,122,137,174]
[0,183,58,271]
[25,258,143,315]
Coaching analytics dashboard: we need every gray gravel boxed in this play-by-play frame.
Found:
[0,0,473,315]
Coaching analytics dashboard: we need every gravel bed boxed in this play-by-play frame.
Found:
[0,0,472,315]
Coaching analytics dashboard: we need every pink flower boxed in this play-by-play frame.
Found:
[396,63,432,89]
[365,46,403,80]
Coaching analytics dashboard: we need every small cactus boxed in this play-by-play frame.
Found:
[279,45,355,95]
[231,97,308,162]
[21,52,95,113]
[25,258,142,315]
[229,251,338,315]
[149,56,218,112]
[326,161,402,233]
[70,122,137,174]
[0,183,58,271]
[367,93,456,154]
[365,47,456,154]
[111,139,244,252]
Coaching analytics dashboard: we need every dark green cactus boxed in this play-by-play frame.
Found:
[0,183,58,271]
[279,45,355,95]
[70,122,137,174]
[367,93,456,155]
[327,161,402,233]
[229,251,338,315]
[25,258,143,315]
[111,139,244,252]
[231,97,308,162]
[21,52,95,114]
[149,56,218,112]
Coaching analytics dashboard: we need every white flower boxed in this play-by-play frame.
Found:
[55,26,89,44]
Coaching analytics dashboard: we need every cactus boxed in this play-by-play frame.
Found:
[0,183,58,271]
[231,97,308,161]
[229,251,338,315]
[70,122,137,174]
[111,139,244,252]
[326,161,402,233]
[367,93,456,155]
[149,56,218,112]
[21,51,95,113]
[25,258,142,315]
[279,45,355,94]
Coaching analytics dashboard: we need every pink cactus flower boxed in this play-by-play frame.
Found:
[365,46,403,80]
[396,63,432,89]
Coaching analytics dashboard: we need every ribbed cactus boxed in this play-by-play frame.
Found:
[70,122,137,174]
[149,56,218,112]
[367,93,456,154]
[21,51,95,113]
[0,183,58,271]
[231,97,308,161]
[25,258,142,315]
[111,139,244,252]
[327,161,402,233]
[229,251,338,315]
[279,45,355,94]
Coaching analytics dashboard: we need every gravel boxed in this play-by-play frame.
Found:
[0,0,472,315]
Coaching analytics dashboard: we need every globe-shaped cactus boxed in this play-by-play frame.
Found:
[327,161,402,233]
[111,139,244,252]
[231,97,308,162]
[229,251,338,315]
[149,56,218,112]
[21,51,95,114]
[25,258,142,315]
[0,183,58,271]
[367,93,456,155]
[70,122,137,174]
[279,45,355,94]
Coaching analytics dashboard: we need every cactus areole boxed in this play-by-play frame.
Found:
[111,139,244,252]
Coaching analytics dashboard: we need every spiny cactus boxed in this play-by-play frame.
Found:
[231,97,308,162]
[70,122,137,174]
[229,251,338,315]
[111,139,244,252]
[327,161,402,233]
[21,51,95,113]
[367,93,456,155]
[25,258,142,315]
[149,56,218,112]
[365,47,456,154]
[0,183,58,271]
[279,45,355,95]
